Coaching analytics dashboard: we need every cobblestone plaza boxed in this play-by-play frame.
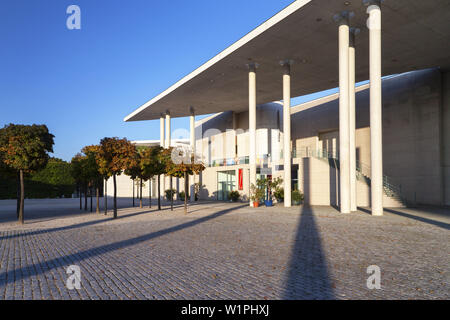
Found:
[0,199,448,300]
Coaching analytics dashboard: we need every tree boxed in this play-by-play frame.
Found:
[0,147,19,215]
[70,154,85,210]
[82,145,103,214]
[0,124,54,224]
[140,146,166,210]
[139,147,157,209]
[31,157,75,198]
[161,147,177,211]
[168,148,205,214]
[97,137,137,219]
[71,153,91,211]
[124,149,145,208]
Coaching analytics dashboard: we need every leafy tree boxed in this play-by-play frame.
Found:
[0,124,54,224]
[168,148,205,214]
[140,146,166,210]
[161,147,177,211]
[0,147,20,215]
[139,147,158,209]
[97,137,137,218]
[30,157,75,198]
[124,149,144,208]
[82,145,103,214]
[70,154,85,210]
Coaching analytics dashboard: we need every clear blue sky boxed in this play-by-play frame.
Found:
[0,0,362,161]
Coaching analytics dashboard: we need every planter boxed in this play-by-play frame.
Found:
[264,200,273,207]
[253,201,260,208]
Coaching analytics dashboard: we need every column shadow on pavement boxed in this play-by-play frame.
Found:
[0,204,247,287]
[282,206,335,299]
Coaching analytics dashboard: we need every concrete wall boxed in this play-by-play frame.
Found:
[112,69,446,207]
[106,174,190,200]
[442,70,450,206]
[291,68,444,206]
[196,103,283,166]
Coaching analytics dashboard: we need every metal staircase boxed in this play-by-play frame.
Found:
[292,148,406,205]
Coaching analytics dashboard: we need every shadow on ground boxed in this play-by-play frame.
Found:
[358,206,450,230]
[0,197,206,224]
[283,206,335,299]
[0,204,247,287]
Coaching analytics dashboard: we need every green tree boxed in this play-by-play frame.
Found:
[168,148,205,214]
[140,146,166,210]
[82,145,103,214]
[139,147,157,209]
[31,157,75,198]
[0,124,54,224]
[97,137,137,219]
[124,148,145,208]
[70,153,85,210]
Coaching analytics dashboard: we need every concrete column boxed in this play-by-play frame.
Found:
[165,111,171,148]
[190,107,196,202]
[247,63,258,206]
[349,28,360,212]
[281,60,293,207]
[165,111,171,198]
[334,11,353,214]
[160,115,165,148]
[160,114,165,199]
[365,0,383,216]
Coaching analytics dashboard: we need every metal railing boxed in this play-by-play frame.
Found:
[293,147,403,201]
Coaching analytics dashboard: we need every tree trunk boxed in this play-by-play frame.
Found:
[90,185,93,212]
[149,178,151,208]
[79,184,82,210]
[132,179,135,207]
[104,178,108,215]
[184,172,188,214]
[113,173,117,219]
[170,176,173,211]
[157,175,161,210]
[187,174,190,202]
[84,184,88,211]
[96,185,100,214]
[18,169,24,224]
[16,171,20,218]
[139,178,143,208]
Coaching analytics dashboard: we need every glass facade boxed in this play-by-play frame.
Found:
[217,170,236,201]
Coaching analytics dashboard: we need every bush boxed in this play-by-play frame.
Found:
[273,187,284,202]
[0,157,76,199]
[291,189,304,205]
[179,191,185,201]
[228,190,240,202]
[165,189,176,200]
[250,183,265,203]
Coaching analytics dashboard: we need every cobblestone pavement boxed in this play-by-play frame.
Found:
[0,199,448,300]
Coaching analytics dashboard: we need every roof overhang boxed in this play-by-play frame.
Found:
[125,0,450,122]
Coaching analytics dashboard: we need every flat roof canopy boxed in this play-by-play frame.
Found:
[125,0,450,122]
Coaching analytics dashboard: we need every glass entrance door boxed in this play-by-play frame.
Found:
[217,170,236,201]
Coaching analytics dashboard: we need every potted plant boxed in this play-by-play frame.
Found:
[178,191,185,201]
[228,190,240,202]
[291,189,304,205]
[273,187,284,203]
[270,177,284,204]
[250,183,262,207]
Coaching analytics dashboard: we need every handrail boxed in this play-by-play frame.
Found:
[292,147,403,201]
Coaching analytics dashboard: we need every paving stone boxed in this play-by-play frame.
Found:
[0,202,448,299]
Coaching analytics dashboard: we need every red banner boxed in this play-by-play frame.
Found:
[238,169,243,190]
